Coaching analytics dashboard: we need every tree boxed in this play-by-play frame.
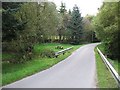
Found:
[67,5,83,44]
[2,2,23,41]
[2,2,61,63]
[59,2,66,14]
[41,2,60,42]
[82,15,98,43]
[93,2,120,59]
[57,2,67,42]
[68,9,72,15]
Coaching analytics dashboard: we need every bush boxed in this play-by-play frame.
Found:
[55,45,64,49]
[70,41,79,45]
[40,49,55,58]
[2,39,35,64]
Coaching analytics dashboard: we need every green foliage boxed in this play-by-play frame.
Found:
[67,5,83,44]
[2,2,61,63]
[2,2,24,41]
[95,48,118,88]
[82,15,97,43]
[68,9,72,15]
[98,44,120,74]
[40,49,55,58]
[59,2,66,14]
[15,2,59,43]
[2,2,90,64]
[93,2,120,59]
[2,43,82,85]
[55,45,64,49]
[57,2,70,43]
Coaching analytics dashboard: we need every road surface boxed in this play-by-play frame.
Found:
[3,43,98,88]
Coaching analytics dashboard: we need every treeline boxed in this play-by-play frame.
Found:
[2,2,61,63]
[2,2,96,63]
[92,2,120,60]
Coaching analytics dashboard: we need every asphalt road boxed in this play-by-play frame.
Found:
[3,43,98,88]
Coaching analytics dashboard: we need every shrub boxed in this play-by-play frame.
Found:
[2,39,35,64]
[55,45,64,49]
[40,49,55,58]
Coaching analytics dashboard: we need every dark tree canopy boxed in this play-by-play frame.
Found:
[68,5,83,44]
[2,2,24,41]
[59,2,66,14]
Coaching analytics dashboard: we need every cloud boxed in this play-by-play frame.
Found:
[49,0,103,17]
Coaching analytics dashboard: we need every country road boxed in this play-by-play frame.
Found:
[3,43,99,88]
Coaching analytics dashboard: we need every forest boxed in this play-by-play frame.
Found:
[2,2,98,64]
[2,2,119,64]
[1,1,120,87]
[93,2,120,60]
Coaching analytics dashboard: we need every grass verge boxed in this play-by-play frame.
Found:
[97,44,120,74]
[95,47,118,88]
[2,43,82,86]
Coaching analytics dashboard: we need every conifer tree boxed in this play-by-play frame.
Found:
[68,5,83,44]
[59,2,66,14]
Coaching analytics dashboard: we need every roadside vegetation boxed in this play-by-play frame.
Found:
[2,43,82,86]
[2,2,96,86]
[2,0,119,88]
[2,2,96,64]
[97,44,120,74]
[92,2,120,61]
[95,47,118,88]
[93,2,120,88]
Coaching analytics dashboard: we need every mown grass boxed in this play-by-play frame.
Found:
[97,44,120,74]
[95,47,118,88]
[2,43,82,86]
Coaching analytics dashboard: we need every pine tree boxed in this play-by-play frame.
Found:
[68,5,83,44]
[59,2,66,14]
[68,9,71,15]
[2,2,23,41]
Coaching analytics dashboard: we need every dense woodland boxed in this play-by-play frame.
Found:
[2,1,120,64]
[93,2,120,60]
[2,2,96,63]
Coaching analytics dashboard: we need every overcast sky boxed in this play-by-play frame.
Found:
[49,0,104,17]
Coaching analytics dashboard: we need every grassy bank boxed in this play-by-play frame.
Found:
[97,44,120,74]
[2,43,82,86]
[95,47,118,88]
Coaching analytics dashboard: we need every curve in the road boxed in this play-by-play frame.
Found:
[3,43,99,88]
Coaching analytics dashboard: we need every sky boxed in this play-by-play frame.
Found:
[48,0,104,17]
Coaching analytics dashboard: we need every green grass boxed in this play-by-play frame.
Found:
[0,54,1,58]
[97,44,105,53]
[34,43,72,52]
[2,43,82,86]
[97,44,120,74]
[2,53,15,60]
[108,58,120,75]
[95,47,118,88]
